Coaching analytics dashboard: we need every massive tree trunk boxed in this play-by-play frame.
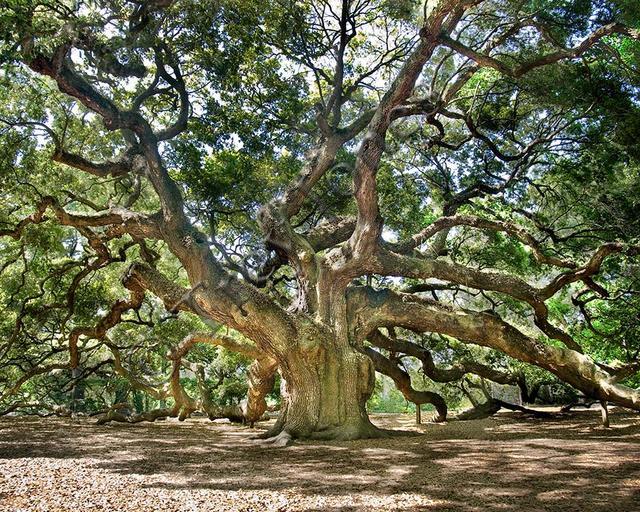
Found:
[264,335,379,443]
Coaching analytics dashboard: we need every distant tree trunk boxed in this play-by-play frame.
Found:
[517,377,543,405]
[71,367,84,413]
[600,400,610,428]
[113,381,130,410]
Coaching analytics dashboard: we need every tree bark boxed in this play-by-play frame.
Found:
[70,367,85,413]
[263,339,380,443]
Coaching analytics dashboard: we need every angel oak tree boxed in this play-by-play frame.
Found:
[1,0,640,443]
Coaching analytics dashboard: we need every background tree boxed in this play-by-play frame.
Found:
[0,0,639,443]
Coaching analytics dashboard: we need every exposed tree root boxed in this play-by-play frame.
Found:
[258,431,293,447]
[94,401,269,426]
[308,422,389,441]
[255,422,393,445]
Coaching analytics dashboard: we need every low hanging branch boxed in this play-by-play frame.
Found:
[364,346,448,422]
[455,398,554,421]
[97,331,277,426]
[348,286,640,412]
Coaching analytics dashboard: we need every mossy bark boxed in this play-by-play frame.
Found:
[264,341,380,441]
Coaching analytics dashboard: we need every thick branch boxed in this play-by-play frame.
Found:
[363,346,447,422]
[392,214,576,269]
[349,287,640,410]
[440,23,640,78]
[349,1,475,257]
[68,286,145,368]
[171,332,261,360]
[0,196,161,241]
[373,244,639,351]
[368,329,516,384]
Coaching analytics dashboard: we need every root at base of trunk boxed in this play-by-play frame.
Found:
[259,431,293,447]
[254,422,389,446]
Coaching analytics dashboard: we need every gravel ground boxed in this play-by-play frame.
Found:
[0,409,638,511]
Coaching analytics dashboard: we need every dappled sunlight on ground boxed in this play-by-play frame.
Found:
[0,409,638,511]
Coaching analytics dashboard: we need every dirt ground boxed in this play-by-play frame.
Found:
[0,409,638,512]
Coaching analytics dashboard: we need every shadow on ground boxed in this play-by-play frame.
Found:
[0,409,638,511]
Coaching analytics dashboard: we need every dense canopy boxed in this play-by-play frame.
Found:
[0,0,639,442]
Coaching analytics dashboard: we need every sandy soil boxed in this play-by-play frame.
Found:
[0,409,638,511]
